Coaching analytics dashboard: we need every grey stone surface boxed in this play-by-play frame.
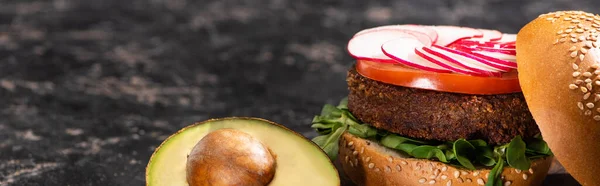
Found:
[0,0,590,185]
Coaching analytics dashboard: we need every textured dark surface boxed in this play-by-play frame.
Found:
[0,0,590,185]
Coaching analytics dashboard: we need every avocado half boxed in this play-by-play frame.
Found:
[146,117,340,186]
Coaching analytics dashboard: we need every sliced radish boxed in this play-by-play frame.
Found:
[496,34,516,43]
[430,45,513,72]
[472,51,517,62]
[429,26,483,46]
[479,29,503,41]
[348,29,430,63]
[468,51,517,67]
[415,47,485,76]
[381,38,451,73]
[355,24,438,43]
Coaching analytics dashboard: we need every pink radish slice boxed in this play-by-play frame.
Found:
[347,29,430,62]
[496,34,516,43]
[480,29,503,41]
[381,38,451,73]
[431,45,513,72]
[416,47,488,76]
[472,51,516,62]
[469,51,517,67]
[429,26,484,46]
[355,25,438,43]
[472,46,516,55]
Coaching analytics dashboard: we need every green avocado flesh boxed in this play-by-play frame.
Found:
[311,98,553,186]
[147,117,340,186]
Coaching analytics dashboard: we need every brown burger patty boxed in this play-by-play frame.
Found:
[347,68,540,145]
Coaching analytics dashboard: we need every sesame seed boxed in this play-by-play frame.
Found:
[368,163,374,168]
[580,35,587,41]
[396,165,402,172]
[374,168,380,172]
[582,48,588,54]
[586,78,593,83]
[529,168,534,174]
[586,13,594,16]
[461,171,468,175]
[473,171,480,176]
[360,147,364,153]
[577,79,584,84]
[454,171,460,178]
[586,110,592,116]
[345,156,349,163]
[594,115,600,121]
[581,86,589,93]
[560,38,568,42]
[477,178,485,185]
[416,164,421,170]
[595,70,600,75]
[387,156,393,163]
[571,51,579,57]
[585,92,591,100]
[419,178,427,184]
[566,29,573,33]
[577,29,585,33]
[401,161,408,165]
[588,18,594,21]
[446,180,452,186]
[595,94,600,101]
[587,102,595,108]
[580,15,586,19]
[442,166,448,172]
[466,178,472,183]
[430,175,436,179]
[365,157,371,162]
[485,173,489,178]
[515,169,522,173]
[429,180,436,185]
[586,27,591,31]
[570,33,578,37]
[434,169,441,176]
[569,46,578,51]
[569,25,576,29]
[558,30,564,34]
[592,64,600,69]
[504,181,512,186]
[578,102,584,110]
[457,178,464,183]
[580,54,586,61]
[349,160,354,167]
[573,19,581,23]
[523,174,528,180]
[593,24,600,28]
[546,17,554,21]
[353,150,358,155]
[565,17,572,21]
[348,141,354,146]
[588,83,593,90]
[573,71,581,77]
[578,23,584,28]
[583,72,593,77]
[573,64,580,71]
[441,175,448,180]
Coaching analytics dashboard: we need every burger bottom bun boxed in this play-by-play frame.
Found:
[338,132,553,186]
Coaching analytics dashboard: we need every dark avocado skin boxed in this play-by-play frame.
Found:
[347,68,540,145]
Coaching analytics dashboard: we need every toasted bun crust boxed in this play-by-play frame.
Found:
[338,132,552,186]
[517,11,600,186]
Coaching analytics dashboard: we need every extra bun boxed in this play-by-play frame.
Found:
[338,132,552,186]
[517,11,600,186]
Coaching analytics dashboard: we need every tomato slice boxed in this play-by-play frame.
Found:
[355,60,521,95]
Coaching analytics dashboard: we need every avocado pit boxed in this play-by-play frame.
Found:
[186,128,276,186]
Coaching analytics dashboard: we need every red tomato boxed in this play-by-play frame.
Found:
[355,60,521,95]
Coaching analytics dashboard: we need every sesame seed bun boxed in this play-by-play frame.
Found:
[517,10,600,186]
[338,132,553,186]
